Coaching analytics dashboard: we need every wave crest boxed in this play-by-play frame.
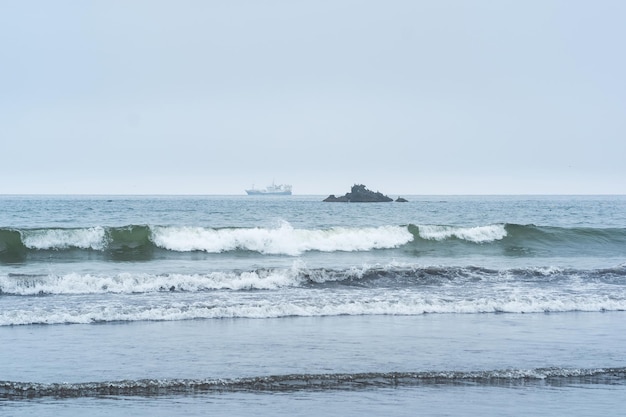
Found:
[416,224,507,243]
[3,223,626,263]
[21,227,107,250]
[151,223,413,255]
[0,268,307,296]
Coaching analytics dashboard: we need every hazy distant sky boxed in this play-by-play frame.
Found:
[1,0,625,194]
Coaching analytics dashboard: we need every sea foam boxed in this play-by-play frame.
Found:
[150,222,413,255]
[417,224,507,243]
[0,269,307,296]
[21,227,107,250]
[2,291,626,326]
[3,367,625,398]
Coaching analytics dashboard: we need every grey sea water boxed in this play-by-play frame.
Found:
[1,195,625,416]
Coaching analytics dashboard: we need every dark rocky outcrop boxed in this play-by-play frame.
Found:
[395,197,408,203]
[323,184,394,203]
[323,194,349,202]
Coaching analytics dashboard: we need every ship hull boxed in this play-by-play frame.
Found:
[245,190,292,195]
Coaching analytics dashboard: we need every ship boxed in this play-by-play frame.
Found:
[245,182,292,195]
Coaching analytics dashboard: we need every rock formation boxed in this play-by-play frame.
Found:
[323,184,394,202]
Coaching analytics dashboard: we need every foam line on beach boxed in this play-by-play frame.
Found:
[2,367,625,399]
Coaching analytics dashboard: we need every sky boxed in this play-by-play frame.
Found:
[1,0,625,195]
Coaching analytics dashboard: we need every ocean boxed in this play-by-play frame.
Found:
[1,194,625,416]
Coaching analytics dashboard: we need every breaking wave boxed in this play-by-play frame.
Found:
[2,264,625,296]
[414,224,507,243]
[150,223,412,255]
[2,223,626,263]
[1,264,626,295]
[0,223,413,261]
[2,264,625,325]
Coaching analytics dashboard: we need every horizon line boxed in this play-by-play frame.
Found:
[1,193,625,197]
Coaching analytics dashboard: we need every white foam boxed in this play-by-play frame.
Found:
[0,269,307,296]
[150,222,413,255]
[4,262,626,326]
[2,292,626,325]
[21,227,107,250]
[418,224,507,243]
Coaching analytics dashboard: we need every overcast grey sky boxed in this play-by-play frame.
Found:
[1,0,625,195]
